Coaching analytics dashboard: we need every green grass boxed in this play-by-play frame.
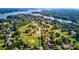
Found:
[18,22,40,49]
[0,39,5,49]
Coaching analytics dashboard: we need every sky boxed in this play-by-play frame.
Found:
[0,0,79,8]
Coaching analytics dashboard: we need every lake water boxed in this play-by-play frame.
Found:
[0,9,42,19]
[0,9,72,23]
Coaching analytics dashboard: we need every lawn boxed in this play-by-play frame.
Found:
[18,22,40,49]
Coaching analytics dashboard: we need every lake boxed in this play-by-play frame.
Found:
[0,9,42,19]
[0,9,72,23]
